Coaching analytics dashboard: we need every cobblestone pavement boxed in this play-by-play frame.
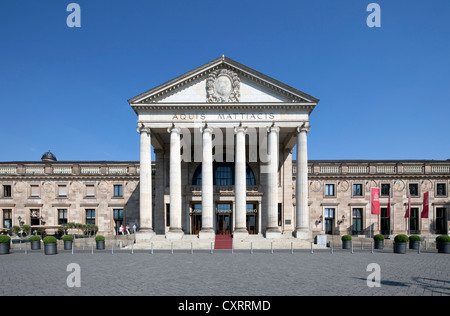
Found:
[1,248,448,297]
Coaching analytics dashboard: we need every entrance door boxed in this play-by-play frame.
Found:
[191,203,202,235]
[246,203,258,234]
[216,203,232,235]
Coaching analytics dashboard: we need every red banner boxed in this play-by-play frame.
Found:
[421,191,429,218]
[405,192,411,218]
[371,187,380,215]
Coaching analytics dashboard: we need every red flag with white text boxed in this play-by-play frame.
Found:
[421,191,429,218]
[371,187,380,215]
[405,191,411,218]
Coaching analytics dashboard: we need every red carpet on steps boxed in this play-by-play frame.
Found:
[214,234,233,249]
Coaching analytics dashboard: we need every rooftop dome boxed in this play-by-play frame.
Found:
[41,150,57,162]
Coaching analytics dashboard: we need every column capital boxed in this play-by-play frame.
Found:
[201,124,214,134]
[297,122,311,134]
[267,124,280,134]
[234,123,247,134]
[137,124,151,135]
[167,124,181,135]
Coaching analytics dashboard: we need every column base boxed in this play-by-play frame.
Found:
[265,228,282,239]
[293,229,312,240]
[135,229,154,241]
[233,229,249,240]
[166,229,184,240]
[199,229,215,240]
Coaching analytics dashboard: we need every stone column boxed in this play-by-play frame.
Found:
[166,125,184,239]
[199,125,215,239]
[266,125,281,238]
[137,125,153,238]
[294,123,312,239]
[234,124,248,237]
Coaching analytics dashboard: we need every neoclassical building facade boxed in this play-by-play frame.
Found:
[1,57,449,241]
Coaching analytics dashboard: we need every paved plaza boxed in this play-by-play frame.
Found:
[0,247,448,298]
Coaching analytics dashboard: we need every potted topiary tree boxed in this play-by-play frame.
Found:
[341,235,352,249]
[394,234,409,254]
[0,235,11,255]
[409,235,421,249]
[43,236,58,255]
[63,235,74,250]
[29,235,41,250]
[373,234,385,249]
[436,235,450,254]
[95,235,105,250]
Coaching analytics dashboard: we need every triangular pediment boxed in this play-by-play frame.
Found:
[128,56,319,107]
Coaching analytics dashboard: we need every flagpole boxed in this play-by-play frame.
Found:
[428,191,430,246]
[370,188,372,239]
[389,187,392,237]
[408,191,411,236]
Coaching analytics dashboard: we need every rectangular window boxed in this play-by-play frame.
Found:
[380,207,390,235]
[325,184,335,196]
[114,185,123,197]
[353,184,363,196]
[436,183,446,196]
[58,184,67,197]
[410,207,419,231]
[352,208,363,235]
[58,209,68,225]
[436,208,446,234]
[381,184,390,196]
[278,203,282,227]
[3,209,12,229]
[324,208,335,235]
[86,209,95,225]
[86,184,95,197]
[3,185,12,198]
[114,209,124,235]
[30,185,40,198]
[409,183,419,197]
[30,209,40,226]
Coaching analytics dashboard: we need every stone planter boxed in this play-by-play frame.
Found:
[44,243,58,255]
[64,241,73,250]
[0,243,10,255]
[96,240,105,250]
[394,242,407,254]
[30,241,41,250]
[342,240,352,249]
[438,242,450,254]
[374,240,384,249]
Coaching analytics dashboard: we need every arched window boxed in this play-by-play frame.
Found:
[192,163,256,186]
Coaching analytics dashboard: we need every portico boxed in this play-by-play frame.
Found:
[128,56,319,242]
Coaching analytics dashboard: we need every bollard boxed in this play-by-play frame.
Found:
[131,241,134,254]
[251,242,253,254]
[72,241,74,255]
[351,241,354,254]
[330,242,333,254]
[25,241,27,254]
[371,241,374,254]
[232,241,234,254]
[271,242,273,254]
[291,242,294,254]
[171,242,173,254]
[112,243,114,255]
[311,242,314,254]
[151,242,154,255]
[210,242,213,254]
[91,241,94,255]
[418,242,421,254]
[191,242,193,255]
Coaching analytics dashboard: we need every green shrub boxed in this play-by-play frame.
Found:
[409,235,421,242]
[0,235,11,243]
[394,234,409,243]
[373,234,385,241]
[43,236,57,244]
[436,235,450,243]
[62,235,74,242]
[29,235,41,242]
[341,235,352,241]
[95,235,105,242]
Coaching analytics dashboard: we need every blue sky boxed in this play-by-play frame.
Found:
[0,0,449,162]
